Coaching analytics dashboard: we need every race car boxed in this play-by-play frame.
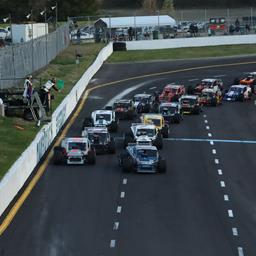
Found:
[234,72,256,93]
[124,123,163,149]
[83,110,118,132]
[158,84,185,102]
[158,102,183,124]
[118,144,166,173]
[199,88,222,106]
[180,95,202,114]
[133,93,157,113]
[53,137,96,165]
[192,78,224,95]
[112,99,135,120]
[141,113,169,138]
[81,127,116,154]
[223,85,252,101]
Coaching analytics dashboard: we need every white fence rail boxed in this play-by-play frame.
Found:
[0,42,113,217]
[126,34,256,50]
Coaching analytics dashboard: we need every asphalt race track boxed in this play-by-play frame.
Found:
[1,56,256,256]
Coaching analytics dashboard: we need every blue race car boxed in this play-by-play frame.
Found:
[118,144,166,173]
[223,85,251,101]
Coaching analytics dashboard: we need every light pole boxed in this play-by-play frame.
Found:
[26,10,34,72]
[40,8,48,65]
[51,3,58,54]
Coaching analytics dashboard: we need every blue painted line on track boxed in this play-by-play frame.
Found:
[165,138,256,144]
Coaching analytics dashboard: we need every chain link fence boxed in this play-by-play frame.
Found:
[69,7,256,43]
[0,23,70,89]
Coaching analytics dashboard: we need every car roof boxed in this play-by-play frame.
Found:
[164,84,183,89]
[143,113,163,119]
[85,127,108,133]
[201,78,216,83]
[134,145,157,150]
[114,99,131,103]
[202,88,215,93]
[92,110,113,115]
[248,72,256,75]
[160,102,179,107]
[133,123,156,129]
[230,84,247,89]
[65,137,88,143]
[180,95,198,99]
[133,93,151,98]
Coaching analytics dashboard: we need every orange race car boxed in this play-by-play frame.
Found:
[234,72,256,93]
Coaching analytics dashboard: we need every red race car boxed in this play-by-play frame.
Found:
[194,78,224,95]
[159,84,185,102]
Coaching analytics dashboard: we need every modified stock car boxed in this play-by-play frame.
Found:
[82,127,116,154]
[158,84,185,102]
[133,93,157,113]
[192,78,224,95]
[53,137,96,165]
[180,95,202,114]
[200,88,222,106]
[112,99,135,120]
[234,72,256,92]
[223,85,252,101]
[158,102,183,123]
[118,144,166,173]
[124,123,163,149]
[141,113,169,138]
[83,110,118,132]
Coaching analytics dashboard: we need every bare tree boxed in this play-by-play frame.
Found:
[142,0,157,15]
[161,0,175,15]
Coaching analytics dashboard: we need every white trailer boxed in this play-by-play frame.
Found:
[11,23,48,43]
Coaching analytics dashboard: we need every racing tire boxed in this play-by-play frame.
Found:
[109,120,118,132]
[122,156,134,172]
[53,146,66,165]
[154,134,163,149]
[83,117,93,129]
[238,94,244,102]
[108,137,116,154]
[86,149,96,165]
[161,126,169,138]
[124,132,134,148]
[127,110,134,120]
[157,159,167,173]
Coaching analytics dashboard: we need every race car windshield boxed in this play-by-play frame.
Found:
[68,142,86,151]
[96,114,111,121]
[230,87,243,93]
[148,118,161,126]
[160,106,176,114]
[88,132,108,141]
[136,128,156,137]
[181,99,196,105]
[201,81,212,87]
[137,149,157,158]
[202,92,214,98]
[133,96,149,103]
[113,102,130,109]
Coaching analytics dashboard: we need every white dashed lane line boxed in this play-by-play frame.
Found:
[232,228,239,236]
[149,86,157,90]
[212,149,216,154]
[214,158,219,164]
[122,178,127,185]
[205,120,208,124]
[220,181,226,187]
[238,247,244,256]
[228,210,234,218]
[224,195,229,201]
[214,74,226,78]
[203,114,207,118]
[208,133,212,137]
[120,192,125,198]
[210,140,214,145]
[110,240,116,248]
[218,169,223,175]
[188,78,199,82]
[117,206,122,213]
[206,126,210,130]
[113,222,119,230]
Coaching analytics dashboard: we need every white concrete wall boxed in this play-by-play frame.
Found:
[126,34,256,50]
[0,42,113,217]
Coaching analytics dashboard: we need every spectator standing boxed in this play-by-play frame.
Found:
[39,78,59,112]
[23,75,33,104]
[235,18,240,33]
[245,23,250,34]
[128,27,133,41]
